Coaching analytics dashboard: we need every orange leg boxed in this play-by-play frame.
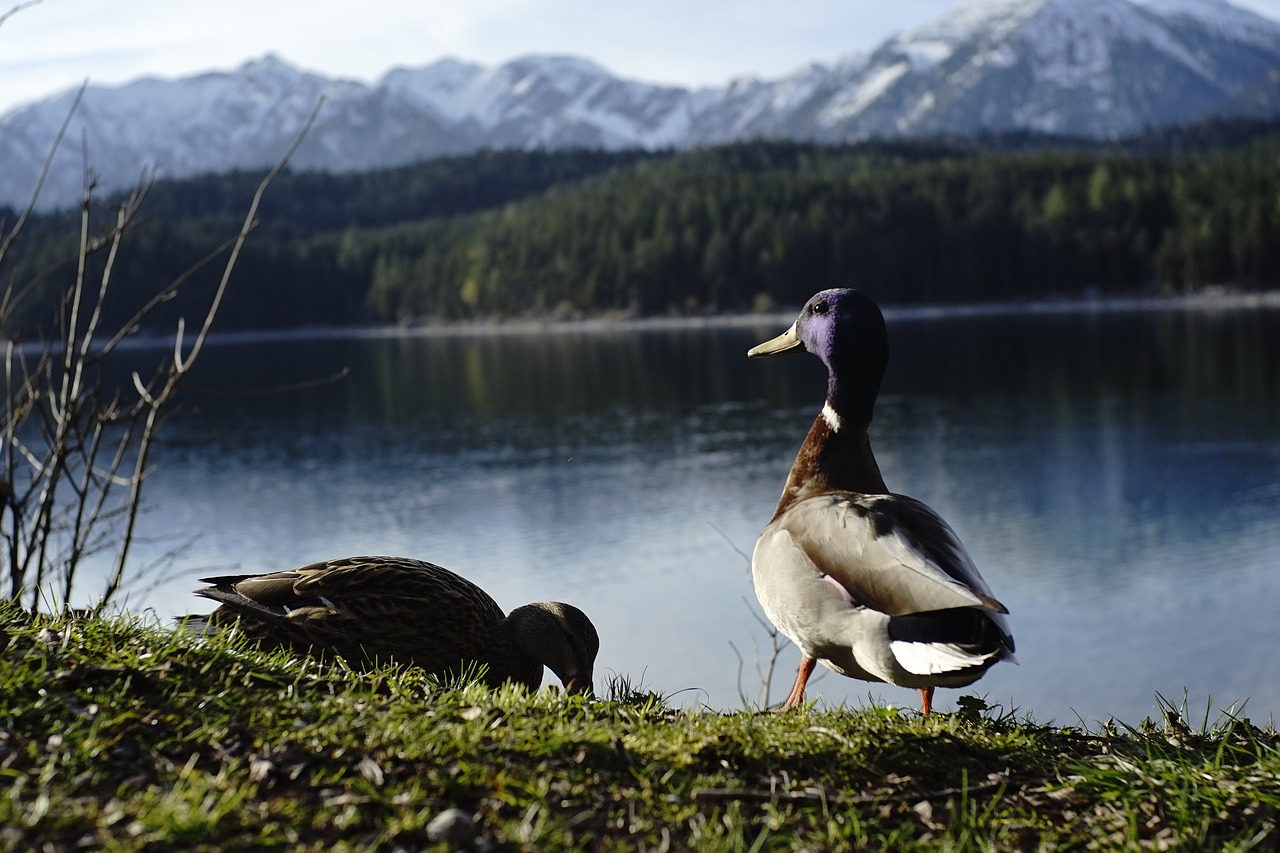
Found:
[779,656,817,712]
[919,686,934,717]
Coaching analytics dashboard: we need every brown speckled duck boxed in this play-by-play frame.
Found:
[191,556,599,695]
[748,289,1015,715]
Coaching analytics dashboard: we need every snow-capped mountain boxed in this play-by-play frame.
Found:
[3,0,1279,210]
[381,56,717,149]
[786,0,1280,139]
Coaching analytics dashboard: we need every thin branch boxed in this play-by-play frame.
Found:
[99,100,324,605]
[5,91,325,611]
[176,99,324,374]
[130,372,156,406]
[711,521,789,709]
[0,82,85,263]
[708,520,752,568]
[76,187,145,362]
[91,229,244,360]
[0,1,42,30]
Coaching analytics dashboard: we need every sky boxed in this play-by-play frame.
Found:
[2,0,1280,115]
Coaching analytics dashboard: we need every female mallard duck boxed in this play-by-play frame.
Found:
[191,556,599,695]
[747,289,1015,715]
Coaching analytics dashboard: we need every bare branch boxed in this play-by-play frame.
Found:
[0,82,86,264]
[90,227,239,360]
[712,521,789,710]
[99,99,325,605]
[0,2,42,30]
[4,87,325,611]
[175,98,325,374]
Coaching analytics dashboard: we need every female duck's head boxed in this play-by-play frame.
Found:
[748,288,889,426]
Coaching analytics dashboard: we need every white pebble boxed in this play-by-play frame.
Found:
[426,808,475,846]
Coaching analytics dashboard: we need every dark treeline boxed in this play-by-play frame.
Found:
[4,122,1280,333]
[1,148,660,335]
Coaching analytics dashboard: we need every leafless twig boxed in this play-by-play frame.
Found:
[2,89,325,611]
[710,521,792,709]
[0,1,41,31]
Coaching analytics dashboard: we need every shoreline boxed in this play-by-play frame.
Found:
[11,289,1280,352]
[191,288,1280,346]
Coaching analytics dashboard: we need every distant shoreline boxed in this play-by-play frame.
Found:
[198,289,1280,346]
[12,289,1280,353]
[881,289,1280,322]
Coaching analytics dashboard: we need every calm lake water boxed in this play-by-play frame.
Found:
[94,303,1280,725]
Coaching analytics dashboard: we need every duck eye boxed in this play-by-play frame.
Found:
[812,301,828,315]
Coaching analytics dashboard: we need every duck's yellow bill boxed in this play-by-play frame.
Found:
[747,322,803,358]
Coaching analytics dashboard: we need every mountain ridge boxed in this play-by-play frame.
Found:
[2,0,1279,210]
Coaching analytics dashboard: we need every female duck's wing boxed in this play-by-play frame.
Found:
[195,557,508,667]
[761,493,1009,619]
[199,557,505,622]
[195,570,312,620]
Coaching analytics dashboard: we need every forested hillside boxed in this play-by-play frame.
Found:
[4,124,1279,333]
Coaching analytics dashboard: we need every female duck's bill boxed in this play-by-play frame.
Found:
[187,555,599,696]
[747,289,1015,716]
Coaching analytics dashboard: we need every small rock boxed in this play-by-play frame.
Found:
[426,808,476,846]
[36,628,62,649]
[358,755,384,786]
[248,757,275,784]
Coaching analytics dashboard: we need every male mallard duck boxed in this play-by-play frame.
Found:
[190,556,599,695]
[747,289,1015,715]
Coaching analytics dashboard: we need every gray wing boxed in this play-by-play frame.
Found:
[765,493,1009,619]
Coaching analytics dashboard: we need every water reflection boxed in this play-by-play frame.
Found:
[97,307,1280,724]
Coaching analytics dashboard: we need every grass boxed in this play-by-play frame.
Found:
[2,602,1277,851]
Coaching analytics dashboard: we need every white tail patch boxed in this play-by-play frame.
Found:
[890,640,998,676]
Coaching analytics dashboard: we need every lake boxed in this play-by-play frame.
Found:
[86,300,1280,725]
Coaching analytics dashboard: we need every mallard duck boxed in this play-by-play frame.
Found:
[747,289,1015,715]
[190,556,599,695]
